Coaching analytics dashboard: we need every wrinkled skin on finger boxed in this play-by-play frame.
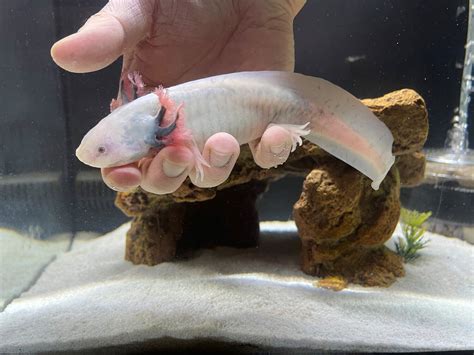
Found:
[51,0,307,193]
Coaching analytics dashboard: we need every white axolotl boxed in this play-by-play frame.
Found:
[76,71,395,190]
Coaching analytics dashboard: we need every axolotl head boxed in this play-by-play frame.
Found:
[76,94,172,168]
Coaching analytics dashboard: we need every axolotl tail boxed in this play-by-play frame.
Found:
[250,71,395,190]
[305,77,394,190]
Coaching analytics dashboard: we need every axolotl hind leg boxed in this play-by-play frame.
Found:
[268,122,311,152]
[249,122,311,168]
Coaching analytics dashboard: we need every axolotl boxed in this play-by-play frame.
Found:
[76,71,395,190]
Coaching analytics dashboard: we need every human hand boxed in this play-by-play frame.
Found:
[51,0,306,194]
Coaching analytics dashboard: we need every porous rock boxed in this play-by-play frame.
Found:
[123,181,267,265]
[115,89,428,287]
[362,89,429,155]
[396,151,426,187]
[293,162,404,287]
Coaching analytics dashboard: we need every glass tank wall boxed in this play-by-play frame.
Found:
[1,0,471,236]
[0,0,472,352]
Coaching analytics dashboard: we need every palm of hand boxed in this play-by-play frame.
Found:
[120,0,300,86]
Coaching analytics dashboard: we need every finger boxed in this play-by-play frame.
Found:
[189,133,240,188]
[101,163,142,192]
[249,125,293,169]
[289,0,308,15]
[50,1,152,73]
[140,146,194,195]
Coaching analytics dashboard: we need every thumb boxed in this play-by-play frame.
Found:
[51,1,152,73]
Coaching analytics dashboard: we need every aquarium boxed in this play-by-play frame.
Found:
[0,0,472,352]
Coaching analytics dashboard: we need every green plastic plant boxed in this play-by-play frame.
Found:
[395,208,432,262]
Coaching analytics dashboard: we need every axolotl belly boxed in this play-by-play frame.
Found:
[76,71,395,190]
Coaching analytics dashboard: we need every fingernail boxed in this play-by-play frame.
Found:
[270,142,288,155]
[105,182,136,192]
[163,159,187,178]
[210,150,232,168]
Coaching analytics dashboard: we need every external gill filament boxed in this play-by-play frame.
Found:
[155,106,178,139]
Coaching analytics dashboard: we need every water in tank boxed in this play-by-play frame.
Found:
[0,0,472,352]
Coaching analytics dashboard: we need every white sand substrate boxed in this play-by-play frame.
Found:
[0,222,472,352]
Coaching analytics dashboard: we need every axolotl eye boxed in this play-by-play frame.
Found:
[97,146,106,154]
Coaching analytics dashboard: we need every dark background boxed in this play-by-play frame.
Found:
[0,0,471,237]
